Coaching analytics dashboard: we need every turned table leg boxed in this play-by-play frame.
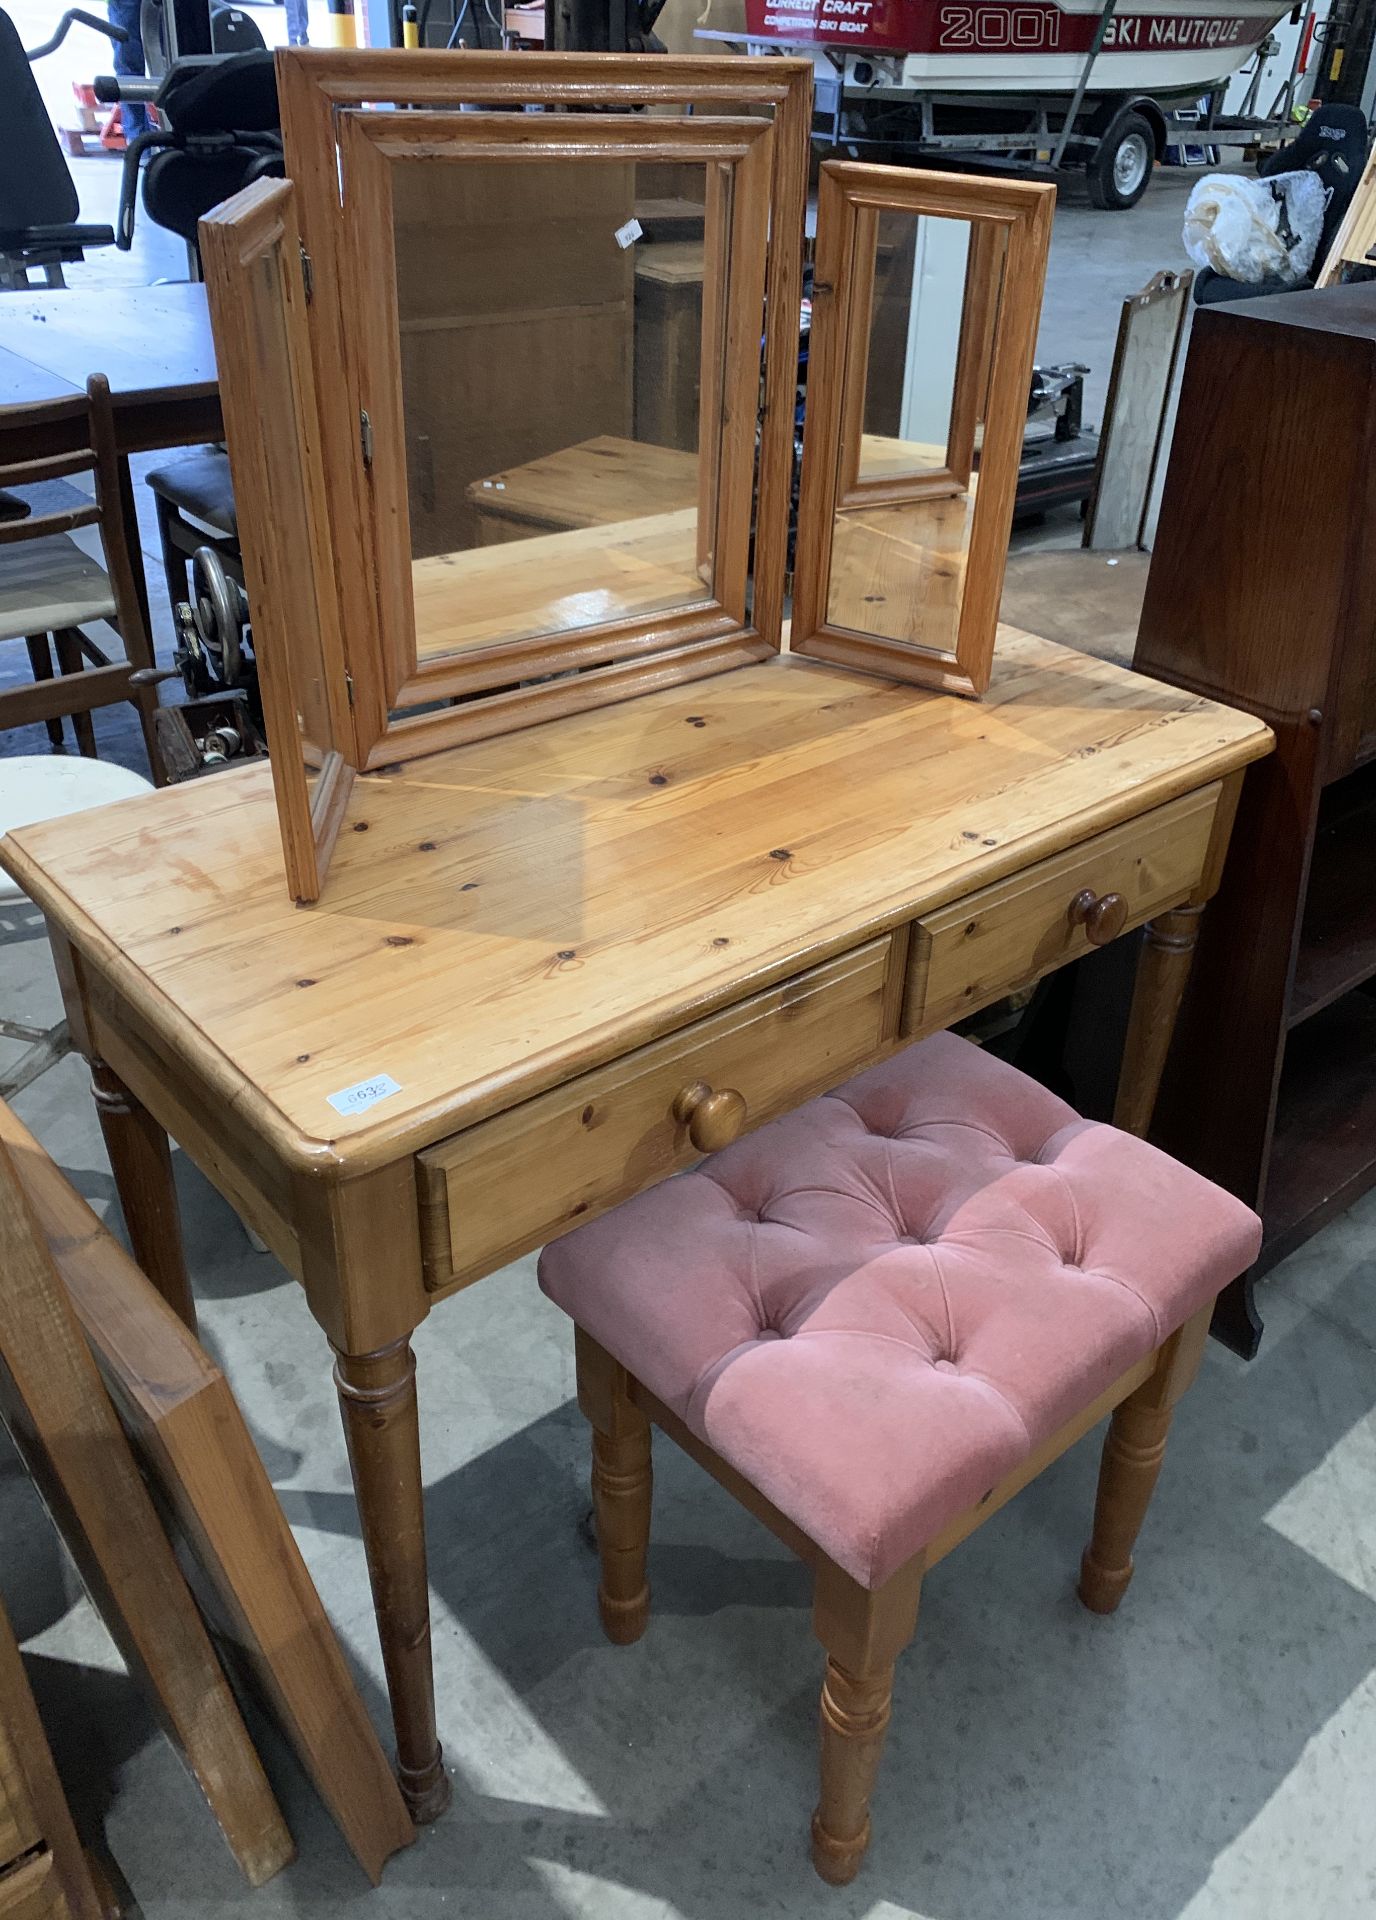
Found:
[90,1057,196,1332]
[333,1336,449,1823]
[1113,904,1204,1139]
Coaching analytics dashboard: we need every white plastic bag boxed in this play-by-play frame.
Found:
[1182,170,1326,285]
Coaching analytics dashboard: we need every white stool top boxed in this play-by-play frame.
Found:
[0,756,154,904]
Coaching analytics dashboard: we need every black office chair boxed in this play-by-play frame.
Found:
[105,49,282,616]
[1194,103,1371,305]
[112,49,282,256]
[0,8,121,289]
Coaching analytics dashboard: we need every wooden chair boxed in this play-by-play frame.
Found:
[539,1032,1264,1884]
[0,379,163,782]
[0,1100,414,1885]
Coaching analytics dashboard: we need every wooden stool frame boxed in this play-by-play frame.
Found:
[574,1302,1212,1884]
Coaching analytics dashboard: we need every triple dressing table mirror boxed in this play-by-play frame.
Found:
[199,52,1052,905]
[792,163,1054,697]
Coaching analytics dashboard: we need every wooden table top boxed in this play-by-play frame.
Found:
[414,506,704,658]
[464,436,698,532]
[0,634,1271,1173]
[828,493,973,650]
[0,283,217,446]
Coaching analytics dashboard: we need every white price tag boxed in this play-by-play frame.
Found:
[614,217,643,250]
[327,1073,403,1117]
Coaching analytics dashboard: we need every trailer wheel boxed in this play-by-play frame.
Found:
[1086,112,1154,210]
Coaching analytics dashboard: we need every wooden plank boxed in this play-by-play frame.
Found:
[0,634,1271,1174]
[0,1131,292,1888]
[0,1106,414,1886]
[0,1602,102,1920]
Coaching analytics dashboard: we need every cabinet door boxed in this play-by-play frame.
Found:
[199,177,356,905]
[792,163,1054,699]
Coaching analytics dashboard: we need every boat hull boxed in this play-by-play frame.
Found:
[738,0,1290,94]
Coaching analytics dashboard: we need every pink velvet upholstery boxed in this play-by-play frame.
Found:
[539,1033,1262,1589]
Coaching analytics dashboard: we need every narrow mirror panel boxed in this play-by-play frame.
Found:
[828,211,1007,658]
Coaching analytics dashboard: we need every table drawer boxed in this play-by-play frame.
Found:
[903,784,1221,1036]
[418,936,898,1291]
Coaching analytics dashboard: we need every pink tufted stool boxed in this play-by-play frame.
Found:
[538,1031,1261,1884]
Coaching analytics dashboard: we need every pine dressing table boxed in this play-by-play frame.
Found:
[0,630,1270,1820]
[0,47,1272,1826]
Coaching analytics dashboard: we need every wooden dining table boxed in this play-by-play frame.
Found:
[0,282,219,451]
[0,281,221,646]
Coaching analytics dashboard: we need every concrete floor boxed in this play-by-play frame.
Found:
[7,46,1375,1920]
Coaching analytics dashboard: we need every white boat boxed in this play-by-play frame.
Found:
[697,0,1308,206]
[728,0,1292,99]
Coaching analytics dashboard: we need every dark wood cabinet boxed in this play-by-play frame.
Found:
[1135,280,1376,1354]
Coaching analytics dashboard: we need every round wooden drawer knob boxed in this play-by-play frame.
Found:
[672,1080,748,1152]
[1068,888,1129,946]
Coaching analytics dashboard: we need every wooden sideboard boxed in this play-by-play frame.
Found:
[0,632,1271,1820]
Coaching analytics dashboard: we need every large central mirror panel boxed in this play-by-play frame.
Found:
[339,112,771,714]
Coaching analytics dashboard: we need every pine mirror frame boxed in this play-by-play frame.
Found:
[791,162,1055,700]
[272,49,812,766]
[336,108,773,765]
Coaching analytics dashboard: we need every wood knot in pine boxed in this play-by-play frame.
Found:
[385,935,414,948]
[353,820,369,832]
[769,848,791,861]
[648,772,668,787]
[418,841,437,852]
[296,978,316,989]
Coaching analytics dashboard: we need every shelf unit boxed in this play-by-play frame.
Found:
[1133,281,1376,1355]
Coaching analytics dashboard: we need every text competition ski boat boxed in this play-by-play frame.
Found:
[698,0,1308,206]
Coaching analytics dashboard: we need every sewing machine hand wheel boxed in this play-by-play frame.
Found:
[185,545,247,686]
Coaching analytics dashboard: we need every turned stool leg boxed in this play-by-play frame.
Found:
[576,1327,652,1645]
[1078,1304,1213,1615]
[810,1557,923,1885]
[1077,1396,1175,1614]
